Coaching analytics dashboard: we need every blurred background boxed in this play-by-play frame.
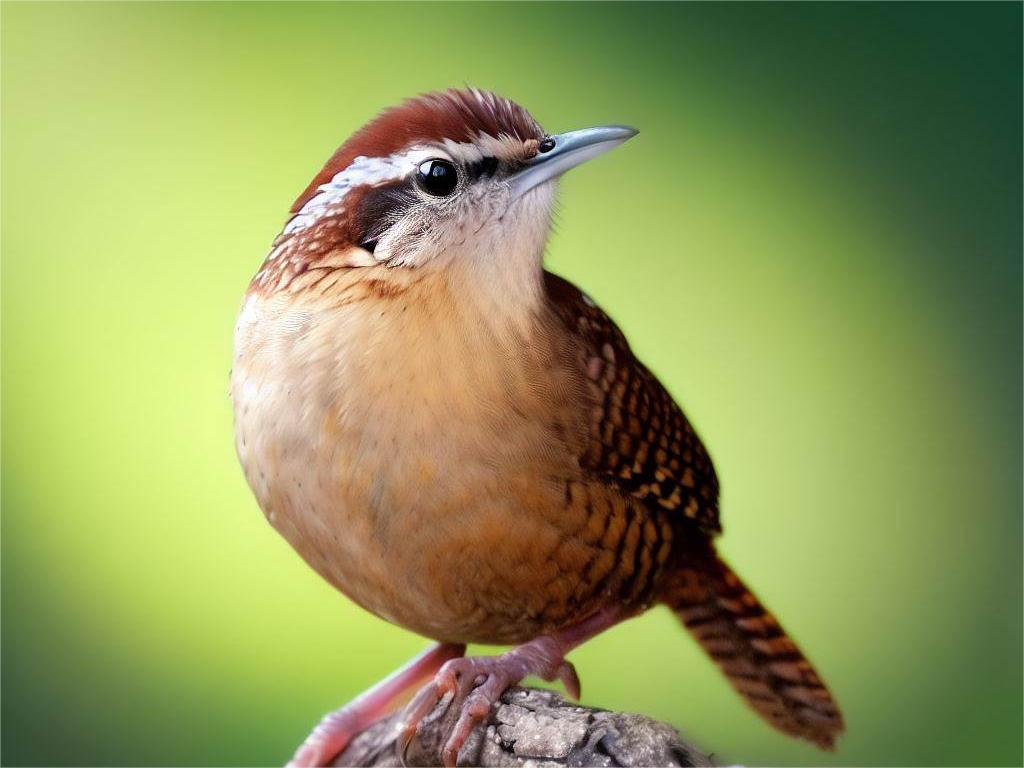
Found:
[2,2,1021,766]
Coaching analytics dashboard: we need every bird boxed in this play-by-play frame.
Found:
[231,88,844,768]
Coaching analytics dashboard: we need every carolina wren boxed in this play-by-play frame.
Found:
[232,89,843,767]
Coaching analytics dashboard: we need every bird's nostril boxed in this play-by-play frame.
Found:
[539,138,556,153]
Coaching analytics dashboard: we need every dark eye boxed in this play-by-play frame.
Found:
[417,159,458,197]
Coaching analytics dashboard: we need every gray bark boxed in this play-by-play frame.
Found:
[333,687,713,767]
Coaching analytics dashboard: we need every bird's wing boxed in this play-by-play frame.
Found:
[544,271,721,535]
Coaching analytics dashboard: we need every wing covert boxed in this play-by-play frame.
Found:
[545,271,721,534]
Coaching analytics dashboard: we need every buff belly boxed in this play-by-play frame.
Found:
[231,291,597,645]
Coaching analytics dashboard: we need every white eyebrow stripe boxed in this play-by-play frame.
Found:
[442,139,484,164]
[284,152,419,235]
[431,133,527,166]
[281,135,522,237]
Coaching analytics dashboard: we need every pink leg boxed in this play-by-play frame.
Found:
[397,607,623,767]
[288,642,466,767]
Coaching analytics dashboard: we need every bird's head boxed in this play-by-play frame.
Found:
[252,89,635,304]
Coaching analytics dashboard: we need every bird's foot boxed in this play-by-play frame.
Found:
[287,642,465,767]
[397,636,580,767]
[288,707,364,768]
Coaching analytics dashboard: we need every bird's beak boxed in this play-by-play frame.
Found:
[509,125,638,200]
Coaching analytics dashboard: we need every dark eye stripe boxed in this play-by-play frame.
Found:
[466,156,499,181]
[350,155,501,251]
[353,180,418,249]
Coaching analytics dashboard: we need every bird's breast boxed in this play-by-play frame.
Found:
[231,282,590,642]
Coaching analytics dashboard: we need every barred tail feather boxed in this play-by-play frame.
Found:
[662,546,844,749]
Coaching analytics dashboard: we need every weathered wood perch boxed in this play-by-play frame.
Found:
[333,687,713,767]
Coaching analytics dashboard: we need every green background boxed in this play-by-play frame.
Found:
[2,2,1021,766]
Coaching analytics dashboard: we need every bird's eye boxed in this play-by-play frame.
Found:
[416,159,458,197]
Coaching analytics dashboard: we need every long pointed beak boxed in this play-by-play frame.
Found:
[509,125,638,200]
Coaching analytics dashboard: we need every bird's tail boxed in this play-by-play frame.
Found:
[660,544,844,749]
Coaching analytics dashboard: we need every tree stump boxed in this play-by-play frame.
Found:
[333,687,713,767]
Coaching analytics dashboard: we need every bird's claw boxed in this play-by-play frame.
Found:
[395,681,448,765]
[396,645,578,768]
[557,660,581,700]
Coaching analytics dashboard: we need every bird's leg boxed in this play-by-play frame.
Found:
[288,642,466,768]
[397,606,623,767]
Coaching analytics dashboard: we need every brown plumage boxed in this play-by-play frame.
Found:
[546,273,721,533]
[662,542,844,749]
[232,89,843,767]
[547,271,842,745]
